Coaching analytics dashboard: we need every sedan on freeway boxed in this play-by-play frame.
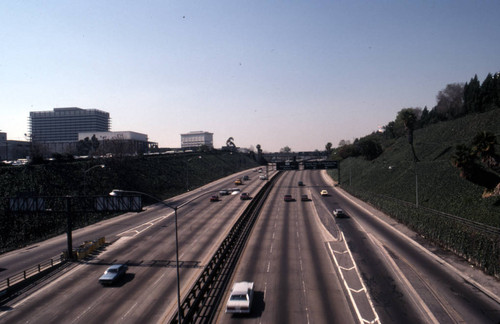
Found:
[99,264,128,285]
[240,192,251,200]
[226,281,254,314]
[333,208,347,218]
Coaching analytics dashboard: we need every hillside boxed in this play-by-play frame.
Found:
[0,151,259,253]
[330,109,500,226]
[328,110,500,276]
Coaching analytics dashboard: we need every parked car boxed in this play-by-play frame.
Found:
[240,192,251,200]
[333,208,347,218]
[210,195,220,202]
[301,194,309,201]
[320,190,328,196]
[226,281,254,314]
[284,194,293,202]
[99,264,128,285]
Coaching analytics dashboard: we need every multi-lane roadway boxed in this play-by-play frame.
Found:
[1,168,499,323]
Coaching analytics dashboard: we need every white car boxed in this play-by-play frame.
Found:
[226,281,254,314]
[320,190,328,196]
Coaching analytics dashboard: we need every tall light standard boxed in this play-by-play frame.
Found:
[83,164,105,194]
[109,189,182,323]
[185,156,201,191]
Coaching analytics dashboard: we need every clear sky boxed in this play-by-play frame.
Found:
[1,1,499,152]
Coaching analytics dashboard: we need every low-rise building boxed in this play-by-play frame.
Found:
[78,131,153,156]
[181,131,214,149]
[0,132,31,161]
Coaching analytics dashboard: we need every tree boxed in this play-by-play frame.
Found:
[472,131,499,172]
[463,75,481,114]
[280,146,291,153]
[452,132,500,197]
[325,142,333,155]
[479,73,498,112]
[338,139,351,147]
[435,83,465,119]
[226,137,236,148]
[357,138,383,160]
[256,144,266,165]
[76,137,92,156]
[396,108,420,162]
[90,135,100,155]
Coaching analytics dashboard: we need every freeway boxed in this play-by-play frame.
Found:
[217,170,500,323]
[2,168,499,323]
[0,168,268,323]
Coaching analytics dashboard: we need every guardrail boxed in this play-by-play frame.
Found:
[0,255,66,300]
[170,171,281,323]
[0,236,105,302]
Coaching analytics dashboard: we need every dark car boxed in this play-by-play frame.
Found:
[210,195,220,202]
[284,194,293,202]
[298,181,304,186]
[240,192,251,200]
[333,208,347,218]
[301,194,309,201]
[243,175,249,181]
[99,264,128,285]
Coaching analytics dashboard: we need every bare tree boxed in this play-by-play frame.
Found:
[435,83,465,119]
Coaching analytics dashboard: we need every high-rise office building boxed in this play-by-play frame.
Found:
[29,107,110,143]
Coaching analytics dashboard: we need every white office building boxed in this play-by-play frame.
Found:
[181,131,214,149]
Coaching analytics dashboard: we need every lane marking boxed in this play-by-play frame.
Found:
[328,232,381,324]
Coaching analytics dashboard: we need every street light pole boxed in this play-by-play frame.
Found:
[109,189,182,323]
[83,164,105,194]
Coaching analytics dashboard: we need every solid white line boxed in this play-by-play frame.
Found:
[368,232,440,324]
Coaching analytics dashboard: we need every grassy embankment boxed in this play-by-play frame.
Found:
[328,109,500,276]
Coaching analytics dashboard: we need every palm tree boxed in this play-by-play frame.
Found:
[400,109,419,162]
[452,143,500,197]
[472,131,499,172]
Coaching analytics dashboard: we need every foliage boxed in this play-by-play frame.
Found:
[280,146,291,153]
[76,135,100,156]
[325,142,333,155]
[452,131,500,197]
[0,151,259,253]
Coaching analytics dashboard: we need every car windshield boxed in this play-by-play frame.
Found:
[230,294,248,301]
[107,268,118,273]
